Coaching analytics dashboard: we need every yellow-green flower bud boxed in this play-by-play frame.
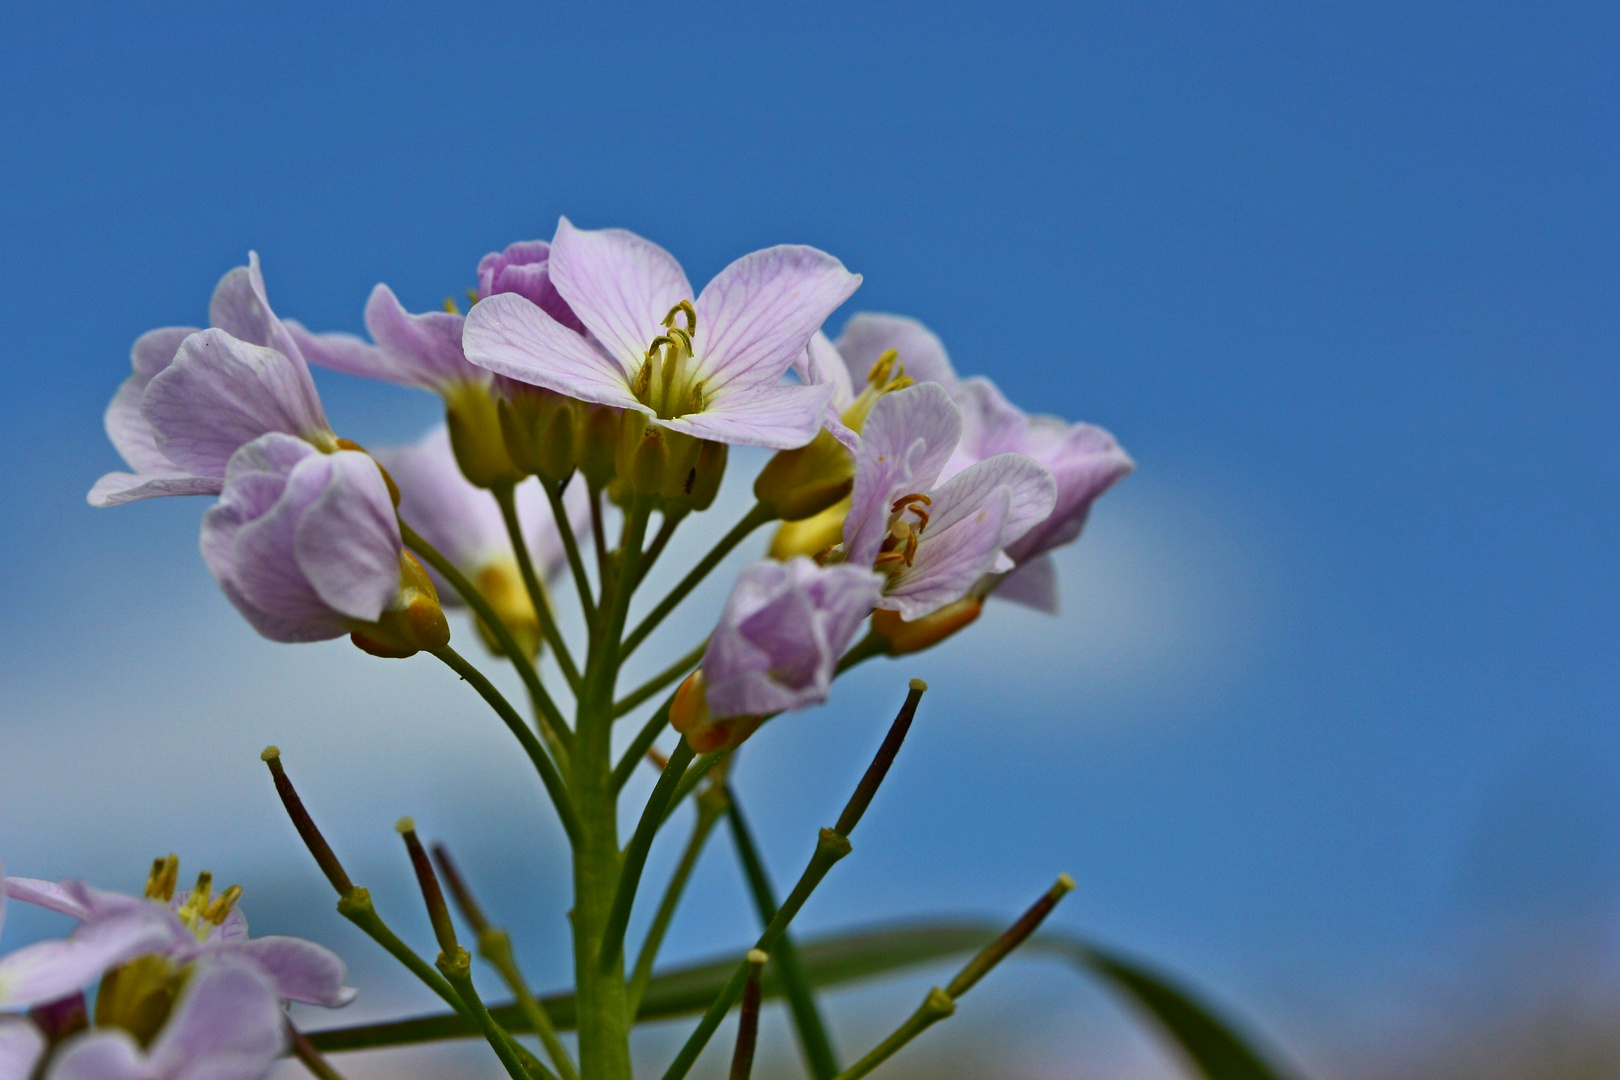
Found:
[754,428,855,522]
[870,598,983,655]
[613,411,726,511]
[576,403,623,489]
[442,381,524,489]
[768,495,851,560]
[351,552,453,659]
[670,670,766,753]
[497,387,577,484]
[472,556,542,660]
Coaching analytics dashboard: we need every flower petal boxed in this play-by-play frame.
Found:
[1005,422,1135,562]
[362,284,484,389]
[144,957,286,1080]
[293,450,402,623]
[45,1031,144,1080]
[233,936,356,1007]
[143,329,330,478]
[993,552,1060,613]
[883,487,1012,620]
[694,245,861,396]
[660,382,833,450]
[104,376,175,475]
[836,313,958,393]
[207,252,304,365]
[374,425,506,574]
[548,217,693,368]
[843,383,961,567]
[87,472,223,508]
[284,320,396,382]
[131,327,201,386]
[0,911,173,1010]
[2,878,91,921]
[924,452,1055,551]
[463,292,645,412]
[0,1017,43,1080]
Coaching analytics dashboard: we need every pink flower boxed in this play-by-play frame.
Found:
[89,255,337,508]
[841,384,1056,620]
[464,218,860,450]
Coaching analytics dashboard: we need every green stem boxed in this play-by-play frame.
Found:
[658,828,853,1080]
[611,696,674,792]
[661,751,730,824]
[620,502,776,662]
[613,639,707,719]
[402,521,572,757]
[338,888,467,1019]
[492,482,582,694]
[546,477,596,623]
[829,990,955,1080]
[587,483,609,575]
[726,794,840,1079]
[287,1020,349,1080]
[598,740,697,970]
[431,646,579,845]
[835,631,887,675]
[439,949,536,1080]
[626,786,727,1017]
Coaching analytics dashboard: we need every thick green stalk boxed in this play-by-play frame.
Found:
[725,794,840,1079]
[620,502,776,661]
[568,500,652,1080]
[611,696,673,793]
[492,481,582,694]
[598,740,697,970]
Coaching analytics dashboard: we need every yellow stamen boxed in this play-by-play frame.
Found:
[442,296,461,315]
[145,855,179,903]
[662,300,697,334]
[204,886,243,926]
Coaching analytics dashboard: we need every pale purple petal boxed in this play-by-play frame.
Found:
[284,320,395,382]
[836,313,958,392]
[143,329,331,478]
[547,218,693,368]
[693,246,861,396]
[46,1031,144,1080]
[947,376,1032,477]
[232,936,356,1006]
[131,327,200,383]
[207,252,304,364]
[842,384,962,567]
[104,377,175,475]
[90,327,207,507]
[293,451,402,623]
[363,284,484,389]
[1005,423,1135,562]
[374,425,507,574]
[660,382,833,451]
[794,331,855,410]
[994,553,1060,613]
[924,452,1055,553]
[464,292,646,412]
[3,878,91,921]
[145,958,285,1080]
[0,912,173,1009]
[0,1017,42,1080]
[882,488,1012,620]
[87,472,224,508]
[477,240,587,335]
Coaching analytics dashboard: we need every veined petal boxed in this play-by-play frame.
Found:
[993,552,1060,613]
[463,292,646,412]
[207,252,304,365]
[3,878,91,921]
[144,329,330,478]
[843,384,961,567]
[548,218,693,369]
[233,936,356,1007]
[0,1017,42,1080]
[925,452,1055,551]
[836,313,958,392]
[660,382,833,450]
[284,320,394,383]
[104,376,175,475]
[694,245,860,396]
[87,471,223,508]
[293,451,402,623]
[795,331,859,452]
[0,912,173,1010]
[41,1032,143,1080]
[146,958,285,1080]
[130,327,201,386]
[883,488,1012,620]
[363,284,484,389]
[374,425,507,573]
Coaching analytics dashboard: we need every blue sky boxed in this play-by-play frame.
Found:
[1,3,1615,1076]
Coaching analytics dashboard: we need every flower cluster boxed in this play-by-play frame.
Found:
[65,217,1135,1080]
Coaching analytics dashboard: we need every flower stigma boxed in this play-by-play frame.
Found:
[841,348,914,434]
[632,301,708,419]
[873,492,933,575]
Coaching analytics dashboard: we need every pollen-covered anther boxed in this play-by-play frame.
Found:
[890,492,933,532]
[145,854,179,903]
[204,885,243,926]
[662,299,697,334]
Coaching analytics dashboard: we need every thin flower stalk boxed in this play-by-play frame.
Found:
[613,639,708,719]
[626,783,728,1017]
[492,480,582,692]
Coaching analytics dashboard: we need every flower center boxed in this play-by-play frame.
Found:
[632,301,707,419]
[874,493,932,576]
[841,349,915,434]
[146,855,243,941]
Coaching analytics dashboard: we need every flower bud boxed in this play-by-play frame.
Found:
[472,556,542,659]
[670,670,767,754]
[351,553,453,658]
[768,497,851,561]
[754,428,855,522]
[497,385,577,484]
[442,381,524,489]
[870,598,983,655]
[613,412,726,511]
[576,403,623,488]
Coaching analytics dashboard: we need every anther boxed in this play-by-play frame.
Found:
[145,854,179,902]
[867,348,900,387]
[204,885,243,925]
[662,300,697,334]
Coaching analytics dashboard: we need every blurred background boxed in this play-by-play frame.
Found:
[1,3,1615,1077]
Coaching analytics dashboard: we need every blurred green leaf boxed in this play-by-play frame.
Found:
[306,921,1292,1079]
